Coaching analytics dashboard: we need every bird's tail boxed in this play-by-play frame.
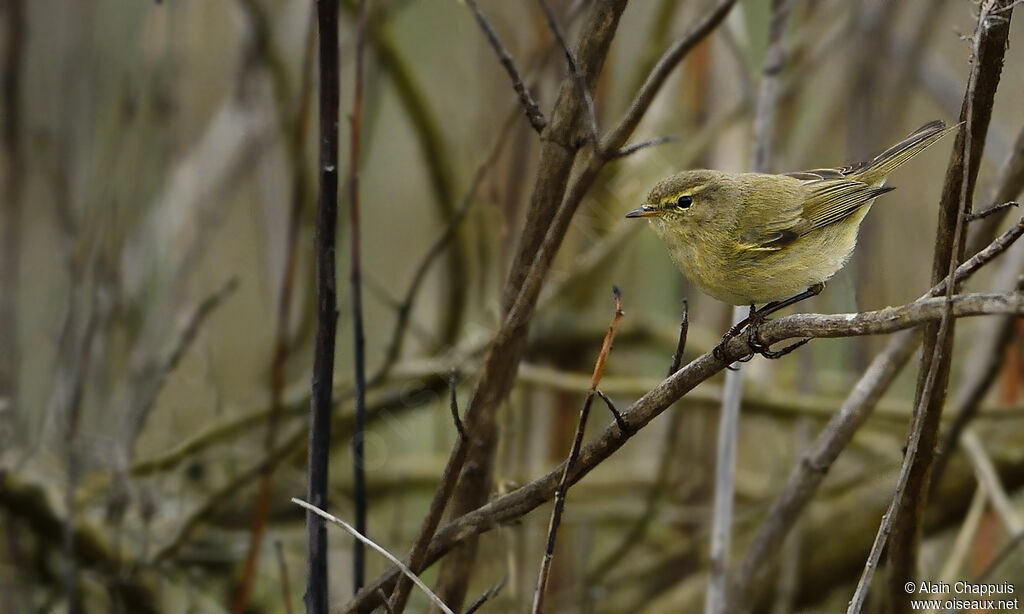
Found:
[849,120,959,186]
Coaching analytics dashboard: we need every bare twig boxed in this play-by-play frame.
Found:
[967,200,1018,222]
[608,135,675,159]
[275,540,295,614]
[966,126,1024,255]
[388,370,466,612]
[536,0,600,148]
[464,576,508,614]
[532,288,624,613]
[292,498,456,614]
[449,370,466,440]
[884,3,1013,609]
[584,300,689,582]
[306,0,341,610]
[465,0,546,133]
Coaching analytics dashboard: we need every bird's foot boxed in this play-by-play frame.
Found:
[746,320,810,359]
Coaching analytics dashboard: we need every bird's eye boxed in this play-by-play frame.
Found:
[675,195,692,209]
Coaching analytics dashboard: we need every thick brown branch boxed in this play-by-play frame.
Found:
[887,3,1013,609]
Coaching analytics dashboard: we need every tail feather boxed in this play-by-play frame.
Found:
[850,120,959,185]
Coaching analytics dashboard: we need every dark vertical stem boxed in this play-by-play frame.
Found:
[349,0,369,594]
[306,0,340,612]
[0,0,24,443]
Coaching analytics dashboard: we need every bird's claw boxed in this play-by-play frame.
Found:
[714,316,810,365]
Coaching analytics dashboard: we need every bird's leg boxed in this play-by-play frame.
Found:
[746,283,823,358]
[713,283,824,363]
[714,304,758,365]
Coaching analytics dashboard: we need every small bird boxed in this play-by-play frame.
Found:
[626,120,957,356]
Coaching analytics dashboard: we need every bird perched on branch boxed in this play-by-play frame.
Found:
[626,120,958,358]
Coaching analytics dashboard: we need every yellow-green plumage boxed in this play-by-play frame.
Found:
[627,120,957,305]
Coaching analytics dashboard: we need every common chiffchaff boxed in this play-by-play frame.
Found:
[626,120,957,308]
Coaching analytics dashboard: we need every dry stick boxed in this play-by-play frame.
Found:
[292,498,456,614]
[966,126,1024,256]
[536,0,600,148]
[884,2,1012,610]
[275,540,295,614]
[232,6,316,612]
[345,294,1024,613]
[724,217,1024,614]
[709,2,791,613]
[532,288,624,614]
[348,0,369,591]
[388,372,467,612]
[305,0,340,610]
[586,301,689,583]
[464,576,508,614]
[465,0,546,133]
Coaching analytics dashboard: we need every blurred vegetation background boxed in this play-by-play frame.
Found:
[1,0,1023,612]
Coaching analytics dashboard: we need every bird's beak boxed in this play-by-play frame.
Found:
[625,205,659,218]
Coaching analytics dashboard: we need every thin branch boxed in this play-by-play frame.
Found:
[599,0,738,153]
[967,200,1018,221]
[292,498,456,614]
[465,0,547,133]
[884,2,1013,608]
[536,0,600,148]
[306,0,341,610]
[348,0,369,591]
[532,288,624,614]
[448,369,466,440]
[275,540,295,614]
[608,135,675,159]
[388,370,468,612]
[463,576,507,614]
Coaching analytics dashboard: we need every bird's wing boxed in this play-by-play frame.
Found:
[735,193,808,252]
[800,178,894,230]
[736,177,892,252]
